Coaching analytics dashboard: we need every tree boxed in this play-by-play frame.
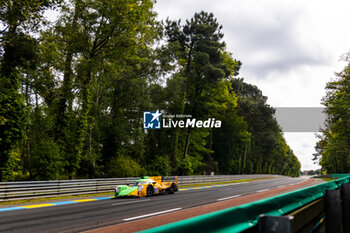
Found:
[0,6,301,180]
[37,0,159,178]
[230,78,300,176]
[0,0,59,181]
[318,58,350,173]
[164,11,242,170]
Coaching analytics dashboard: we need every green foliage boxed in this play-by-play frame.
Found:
[318,60,350,173]
[226,78,301,176]
[0,87,27,179]
[0,0,59,181]
[175,158,193,176]
[107,155,145,178]
[30,138,62,180]
[146,156,171,176]
[212,110,250,174]
[163,11,244,168]
[0,0,59,32]
[1,150,22,181]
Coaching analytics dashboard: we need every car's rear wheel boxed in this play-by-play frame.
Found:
[147,185,153,197]
[167,182,177,194]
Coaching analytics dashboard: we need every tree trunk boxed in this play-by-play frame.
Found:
[171,43,194,171]
[74,61,93,179]
[183,126,192,160]
[56,0,81,140]
[182,73,204,159]
[242,142,248,174]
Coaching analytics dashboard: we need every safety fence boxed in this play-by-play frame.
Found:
[140,174,350,233]
[0,174,279,202]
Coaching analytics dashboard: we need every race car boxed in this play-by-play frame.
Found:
[114,176,178,198]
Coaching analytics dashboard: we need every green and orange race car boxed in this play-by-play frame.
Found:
[114,176,178,198]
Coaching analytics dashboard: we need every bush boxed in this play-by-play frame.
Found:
[30,138,62,180]
[175,158,193,175]
[1,150,22,181]
[146,155,171,176]
[107,155,145,177]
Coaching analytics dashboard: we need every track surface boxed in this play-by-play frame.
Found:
[0,177,307,233]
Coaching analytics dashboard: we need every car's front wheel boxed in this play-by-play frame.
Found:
[146,185,153,197]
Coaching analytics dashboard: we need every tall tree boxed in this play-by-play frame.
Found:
[164,11,241,165]
[0,0,59,181]
[38,0,159,178]
[318,58,350,173]
[230,78,300,176]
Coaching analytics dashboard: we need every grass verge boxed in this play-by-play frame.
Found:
[316,178,334,182]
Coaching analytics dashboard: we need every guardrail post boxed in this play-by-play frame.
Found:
[325,189,342,233]
[58,180,60,194]
[342,183,350,233]
[4,184,7,200]
[258,215,293,233]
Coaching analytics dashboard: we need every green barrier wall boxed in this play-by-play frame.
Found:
[331,173,350,179]
[140,176,350,233]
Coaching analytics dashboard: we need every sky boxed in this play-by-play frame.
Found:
[154,0,350,170]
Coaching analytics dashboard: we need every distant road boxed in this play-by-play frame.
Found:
[0,177,308,233]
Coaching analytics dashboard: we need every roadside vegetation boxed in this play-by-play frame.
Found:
[0,0,300,181]
[314,55,350,174]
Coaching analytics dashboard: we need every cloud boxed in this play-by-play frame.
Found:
[155,0,329,80]
[214,1,329,79]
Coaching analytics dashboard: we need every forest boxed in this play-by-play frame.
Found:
[315,53,350,174]
[0,0,301,181]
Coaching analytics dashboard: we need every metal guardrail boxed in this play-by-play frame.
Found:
[0,174,280,202]
[256,180,350,233]
[0,178,136,202]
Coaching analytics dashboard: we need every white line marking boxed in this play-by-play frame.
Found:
[278,185,285,188]
[123,208,182,221]
[112,199,150,206]
[217,195,241,201]
[256,189,269,193]
[289,183,294,186]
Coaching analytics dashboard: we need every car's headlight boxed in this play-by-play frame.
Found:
[138,185,143,192]
[115,187,120,193]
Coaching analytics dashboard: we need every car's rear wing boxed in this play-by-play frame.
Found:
[161,176,178,184]
[149,176,162,184]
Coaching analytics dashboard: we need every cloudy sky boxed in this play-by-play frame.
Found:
[155,0,350,170]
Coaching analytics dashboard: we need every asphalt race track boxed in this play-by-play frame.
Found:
[0,177,307,233]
